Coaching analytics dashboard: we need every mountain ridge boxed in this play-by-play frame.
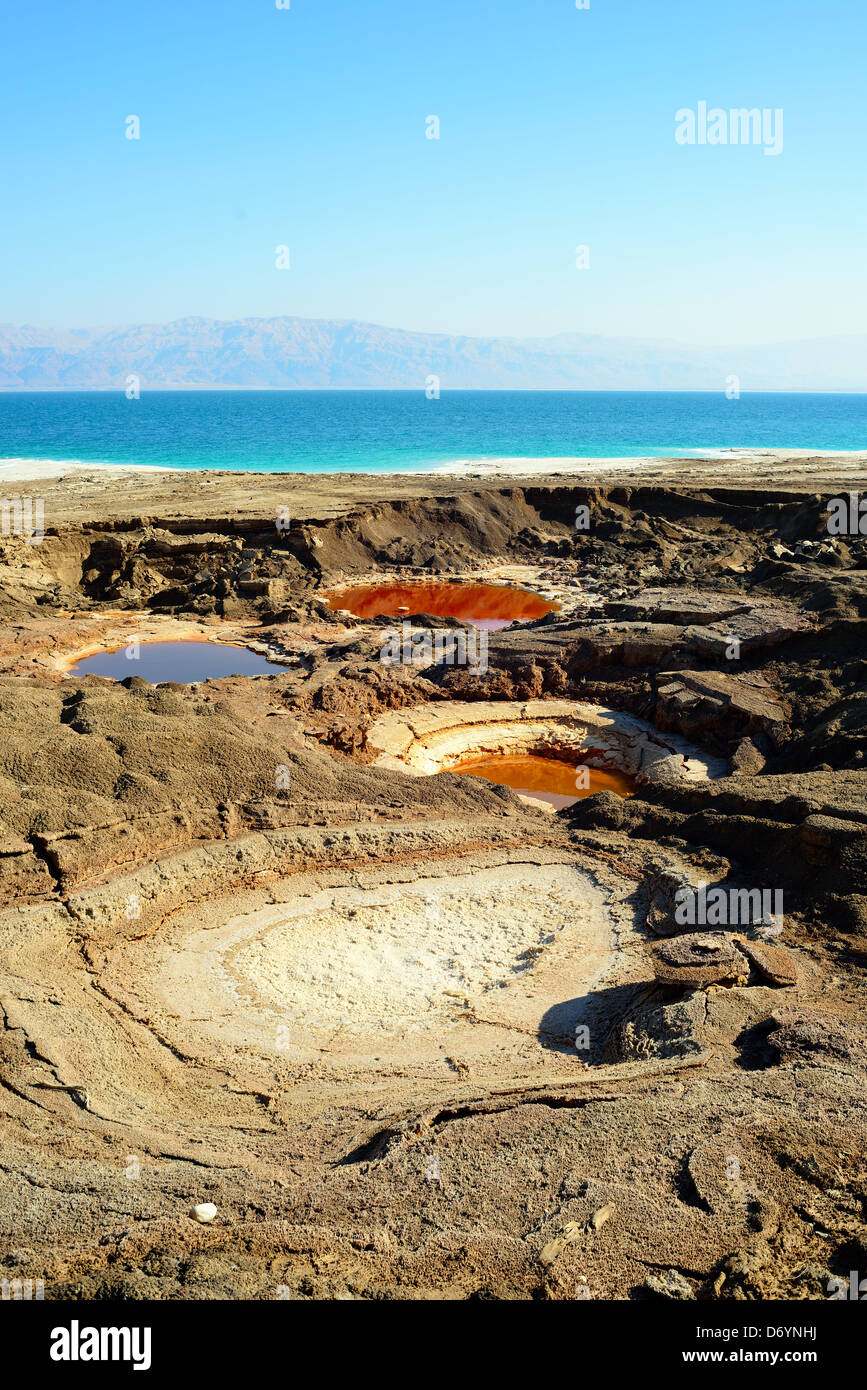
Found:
[1,316,865,391]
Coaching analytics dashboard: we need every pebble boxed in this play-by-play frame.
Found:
[645,1269,695,1300]
[190,1202,217,1223]
[588,1203,616,1232]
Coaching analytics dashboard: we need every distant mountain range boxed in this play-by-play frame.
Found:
[0,317,865,391]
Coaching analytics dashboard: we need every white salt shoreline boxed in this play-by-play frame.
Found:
[0,458,178,481]
[0,449,865,484]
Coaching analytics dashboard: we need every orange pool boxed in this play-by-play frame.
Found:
[450,753,635,809]
[324,581,560,631]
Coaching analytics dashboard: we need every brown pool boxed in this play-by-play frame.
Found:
[324,581,560,631]
[450,753,635,809]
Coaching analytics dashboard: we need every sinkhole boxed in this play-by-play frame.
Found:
[112,856,615,1070]
[450,753,635,809]
[67,639,286,684]
[367,699,726,802]
[324,580,560,630]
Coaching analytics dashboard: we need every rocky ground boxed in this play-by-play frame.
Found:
[0,457,864,1301]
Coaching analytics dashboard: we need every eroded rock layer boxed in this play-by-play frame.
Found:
[0,461,864,1301]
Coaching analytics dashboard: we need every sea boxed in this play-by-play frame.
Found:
[1,390,866,473]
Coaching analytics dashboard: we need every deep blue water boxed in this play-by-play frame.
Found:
[2,390,866,473]
[69,641,285,683]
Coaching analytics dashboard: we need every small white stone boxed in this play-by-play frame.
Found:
[190,1202,217,1223]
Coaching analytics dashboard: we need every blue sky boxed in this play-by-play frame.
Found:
[1,0,864,344]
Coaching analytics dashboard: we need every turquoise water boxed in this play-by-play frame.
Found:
[1,390,866,473]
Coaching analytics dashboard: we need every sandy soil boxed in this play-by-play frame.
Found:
[0,459,864,1302]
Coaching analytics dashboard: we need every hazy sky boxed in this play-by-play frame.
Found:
[1,0,864,345]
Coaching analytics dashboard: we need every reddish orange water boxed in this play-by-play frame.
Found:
[325,581,559,631]
[450,754,635,809]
